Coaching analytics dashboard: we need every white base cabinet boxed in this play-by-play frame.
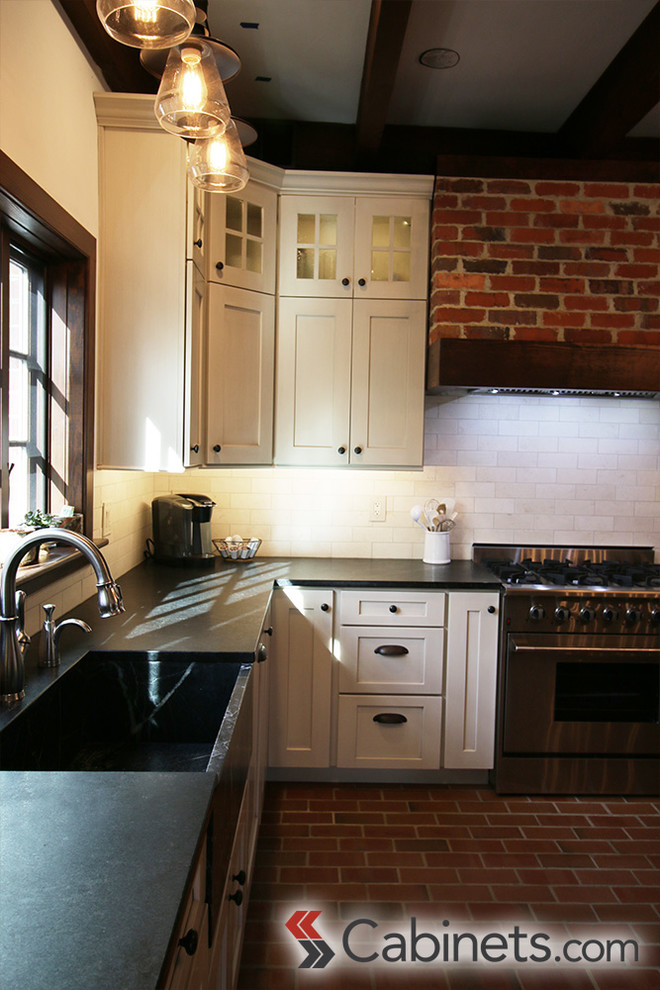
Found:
[268,587,500,778]
[444,592,500,770]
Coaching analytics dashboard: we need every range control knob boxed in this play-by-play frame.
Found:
[625,608,642,626]
[602,607,619,624]
[651,609,660,626]
[529,605,545,622]
[554,606,570,624]
[579,607,596,624]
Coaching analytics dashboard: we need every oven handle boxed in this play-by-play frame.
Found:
[510,641,658,655]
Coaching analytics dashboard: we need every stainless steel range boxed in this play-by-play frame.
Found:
[473,544,660,795]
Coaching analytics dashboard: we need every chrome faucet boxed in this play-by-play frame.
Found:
[0,529,124,702]
[40,604,92,668]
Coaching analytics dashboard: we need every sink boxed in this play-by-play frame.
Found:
[0,652,248,773]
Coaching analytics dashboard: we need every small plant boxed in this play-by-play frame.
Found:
[23,509,59,529]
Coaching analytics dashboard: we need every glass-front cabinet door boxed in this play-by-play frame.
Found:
[207,180,276,294]
[353,197,429,300]
[278,196,355,297]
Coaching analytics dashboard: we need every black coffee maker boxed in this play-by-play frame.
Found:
[150,494,216,566]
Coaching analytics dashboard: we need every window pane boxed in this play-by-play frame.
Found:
[226,196,243,232]
[392,251,410,282]
[246,239,262,274]
[225,233,243,268]
[297,214,315,243]
[246,202,262,238]
[371,216,390,248]
[318,249,336,280]
[296,247,314,279]
[319,214,337,246]
[371,251,389,281]
[393,216,411,248]
[8,253,48,528]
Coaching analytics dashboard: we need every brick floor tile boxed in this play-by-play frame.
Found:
[529,903,598,923]
[594,903,660,923]
[340,837,394,852]
[492,885,555,903]
[428,884,493,901]
[366,852,425,868]
[517,869,579,886]
[481,853,541,869]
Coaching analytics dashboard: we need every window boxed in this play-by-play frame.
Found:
[0,151,95,535]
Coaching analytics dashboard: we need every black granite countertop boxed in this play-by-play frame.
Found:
[0,771,215,990]
[0,555,500,989]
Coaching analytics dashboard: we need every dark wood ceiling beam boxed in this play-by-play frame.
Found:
[557,0,660,157]
[355,0,413,159]
[58,0,156,93]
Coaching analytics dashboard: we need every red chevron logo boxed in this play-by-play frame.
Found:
[285,909,321,940]
[285,910,335,968]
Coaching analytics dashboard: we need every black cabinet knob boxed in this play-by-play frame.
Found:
[358,278,366,287]
[215,261,224,271]
[264,626,273,636]
[191,444,199,453]
[341,277,350,286]
[228,889,243,906]
[178,928,198,956]
[338,446,346,454]
[353,446,362,454]
[487,605,496,614]
[232,870,247,885]
[194,238,203,248]
[389,604,397,614]
[320,603,330,612]
[213,444,221,453]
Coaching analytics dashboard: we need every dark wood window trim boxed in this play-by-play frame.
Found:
[0,150,96,538]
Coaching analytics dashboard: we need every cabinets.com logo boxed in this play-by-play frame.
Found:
[285,911,642,971]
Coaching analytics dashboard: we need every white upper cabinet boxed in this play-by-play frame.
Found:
[95,94,191,471]
[205,284,274,465]
[206,180,277,294]
[279,193,429,299]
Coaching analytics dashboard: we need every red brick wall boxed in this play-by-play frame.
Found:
[429,176,660,347]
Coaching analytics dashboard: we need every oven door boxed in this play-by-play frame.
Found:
[503,634,660,755]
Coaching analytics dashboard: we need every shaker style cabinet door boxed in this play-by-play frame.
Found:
[274,297,352,465]
[207,180,277,294]
[444,593,500,769]
[186,179,206,273]
[278,196,355,297]
[353,197,430,300]
[205,284,275,465]
[268,589,335,769]
[350,299,426,466]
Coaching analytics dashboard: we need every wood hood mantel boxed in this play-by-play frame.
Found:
[426,338,660,398]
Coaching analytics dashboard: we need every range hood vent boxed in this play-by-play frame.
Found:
[426,339,660,399]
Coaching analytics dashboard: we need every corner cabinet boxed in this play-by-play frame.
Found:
[275,175,432,468]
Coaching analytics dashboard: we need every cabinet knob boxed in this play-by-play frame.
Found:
[257,644,268,663]
[264,626,273,636]
[338,446,346,455]
[353,446,362,455]
[213,444,221,453]
[191,444,199,453]
[320,603,330,612]
[194,238,203,248]
[228,889,243,906]
[341,277,350,286]
[215,261,224,271]
[178,928,198,956]
[389,604,398,614]
[358,278,367,287]
[373,712,407,725]
[488,605,496,614]
[232,870,247,885]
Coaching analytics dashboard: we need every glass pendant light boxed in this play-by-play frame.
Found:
[155,40,231,139]
[96,0,196,49]
[188,120,249,193]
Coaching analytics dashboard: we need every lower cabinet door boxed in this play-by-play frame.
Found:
[336,694,442,770]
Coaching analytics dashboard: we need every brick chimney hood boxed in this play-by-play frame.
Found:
[426,338,660,397]
[427,157,660,398]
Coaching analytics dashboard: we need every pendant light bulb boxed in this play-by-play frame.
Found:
[155,41,231,139]
[96,0,196,49]
[187,120,249,193]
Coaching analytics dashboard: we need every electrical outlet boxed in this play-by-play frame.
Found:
[102,502,112,538]
[370,495,387,522]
